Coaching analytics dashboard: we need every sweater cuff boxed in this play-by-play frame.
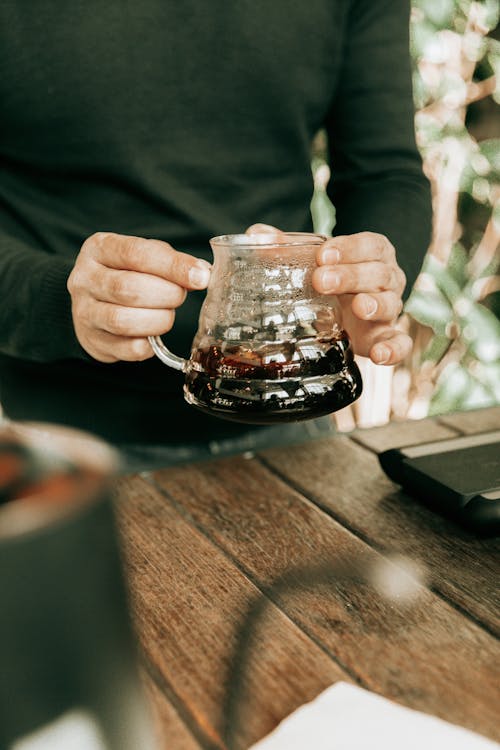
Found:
[30,257,91,362]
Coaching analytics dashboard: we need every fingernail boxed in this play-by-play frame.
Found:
[373,344,391,364]
[321,269,341,292]
[321,247,340,265]
[189,262,211,288]
[362,296,378,318]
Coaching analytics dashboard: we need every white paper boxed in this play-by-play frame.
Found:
[250,682,499,750]
[11,709,108,750]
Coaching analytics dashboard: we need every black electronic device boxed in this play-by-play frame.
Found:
[379,430,500,534]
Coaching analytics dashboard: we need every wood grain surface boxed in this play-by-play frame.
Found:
[114,408,500,749]
[116,477,347,750]
[142,677,203,750]
[258,436,500,633]
[437,405,500,435]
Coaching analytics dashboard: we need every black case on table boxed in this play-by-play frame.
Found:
[379,430,500,534]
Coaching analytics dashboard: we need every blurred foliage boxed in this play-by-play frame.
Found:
[312,0,500,419]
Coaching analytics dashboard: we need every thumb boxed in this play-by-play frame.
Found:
[245,224,289,244]
[245,223,285,236]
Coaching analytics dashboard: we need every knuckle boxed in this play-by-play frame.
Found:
[73,297,95,333]
[169,250,187,282]
[150,238,174,271]
[108,273,138,305]
[397,268,407,292]
[377,235,392,259]
[67,263,88,295]
[345,267,357,289]
[106,306,129,335]
[92,231,112,244]
[377,233,394,253]
[374,264,392,290]
[386,293,403,318]
[389,268,398,291]
[162,242,175,262]
[364,232,393,259]
[116,235,147,269]
[384,266,396,288]
[108,273,125,300]
[128,338,151,360]
[84,232,111,256]
[76,300,92,328]
[163,308,175,332]
[360,231,385,245]
[67,271,77,295]
[361,231,385,254]
[170,284,187,307]
[120,236,141,265]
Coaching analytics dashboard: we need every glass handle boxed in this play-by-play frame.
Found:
[148,336,189,372]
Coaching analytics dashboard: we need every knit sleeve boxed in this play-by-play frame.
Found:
[325,0,432,298]
[0,233,88,362]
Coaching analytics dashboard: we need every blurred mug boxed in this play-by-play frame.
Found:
[0,422,156,750]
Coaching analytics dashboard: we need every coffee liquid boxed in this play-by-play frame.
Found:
[184,333,362,424]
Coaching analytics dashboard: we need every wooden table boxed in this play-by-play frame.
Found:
[115,406,500,750]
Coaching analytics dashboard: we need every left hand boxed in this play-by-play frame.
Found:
[313,232,410,365]
[247,225,411,366]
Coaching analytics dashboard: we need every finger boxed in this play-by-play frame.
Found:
[351,292,403,322]
[90,331,154,363]
[245,224,291,244]
[245,223,284,235]
[91,300,175,337]
[317,232,396,266]
[370,330,413,366]
[313,261,402,295]
[89,233,211,290]
[90,267,187,308]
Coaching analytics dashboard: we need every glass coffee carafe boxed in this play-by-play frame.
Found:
[149,232,362,423]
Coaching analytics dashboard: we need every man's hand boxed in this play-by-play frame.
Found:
[247,225,411,366]
[67,232,211,362]
[313,232,411,365]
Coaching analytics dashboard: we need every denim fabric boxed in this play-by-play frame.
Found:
[117,417,336,474]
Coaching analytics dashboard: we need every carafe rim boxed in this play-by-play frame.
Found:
[210,232,327,249]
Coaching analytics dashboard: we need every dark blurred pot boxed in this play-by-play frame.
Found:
[0,422,155,750]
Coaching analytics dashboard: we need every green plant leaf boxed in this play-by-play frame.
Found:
[424,255,464,303]
[481,0,500,32]
[429,362,495,415]
[487,39,500,103]
[410,18,438,59]
[405,288,452,335]
[458,302,500,362]
[416,0,456,28]
[446,243,469,287]
[311,187,335,236]
[479,139,500,180]
[494,201,500,230]
[463,360,500,402]
[420,334,452,364]
[474,362,500,401]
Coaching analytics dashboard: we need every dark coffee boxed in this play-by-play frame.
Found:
[184,333,362,423]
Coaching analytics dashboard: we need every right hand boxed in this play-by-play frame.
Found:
[67,232,211,362]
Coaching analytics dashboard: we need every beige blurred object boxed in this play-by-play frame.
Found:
[333,357,394,431]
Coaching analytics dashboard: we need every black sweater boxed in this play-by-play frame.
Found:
[0,1,431,445]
